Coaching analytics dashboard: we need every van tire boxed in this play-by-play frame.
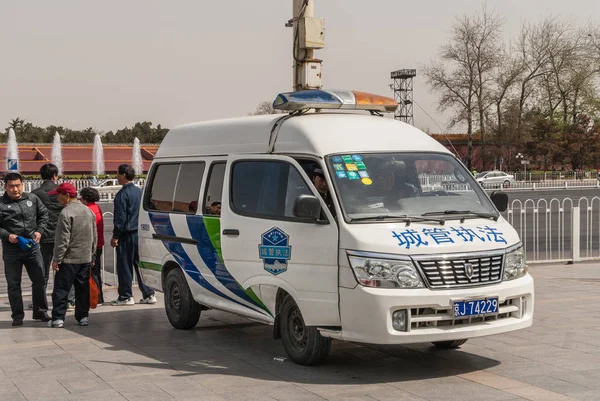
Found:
[164,268,201,330]
[432,339,468,349]
[280,295,331,366]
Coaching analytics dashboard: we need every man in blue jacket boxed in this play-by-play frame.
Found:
[110,164,156,305]
[0,172,51,325]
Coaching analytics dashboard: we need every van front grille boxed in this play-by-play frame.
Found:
[416,254,503,289]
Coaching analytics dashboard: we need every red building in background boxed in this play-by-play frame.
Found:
[0,143,159,175]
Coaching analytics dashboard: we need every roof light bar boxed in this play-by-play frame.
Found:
[273,89,398,113]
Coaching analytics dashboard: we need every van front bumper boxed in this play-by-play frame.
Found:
[331,274,534,345]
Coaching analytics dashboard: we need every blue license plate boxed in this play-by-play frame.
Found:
[453,298,499,318]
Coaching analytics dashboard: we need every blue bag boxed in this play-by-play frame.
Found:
[17,236,38,251]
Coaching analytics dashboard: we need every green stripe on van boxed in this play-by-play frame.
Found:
[139,261,162,271]
[202,216,271,316]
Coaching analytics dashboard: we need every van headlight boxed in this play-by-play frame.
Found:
[348,255,424,288]
[504,246,528,280]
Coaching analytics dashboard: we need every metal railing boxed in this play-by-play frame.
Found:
[0,178,146,193]
[93,197,600,281]
[99,211,137,289]
[504,196,600,263]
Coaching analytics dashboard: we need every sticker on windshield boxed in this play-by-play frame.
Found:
[392,226,507,249]
[333,164,344,171]
[333,156,343,163]
[259,227,292,275]
[342,155,353,163]
[336,171,348,179]
[348,171,360,180]
[346,164,358,171]
[352,154,363,161]
[362,178,373,185]
[355,161,367,170]
[358,171,369,178]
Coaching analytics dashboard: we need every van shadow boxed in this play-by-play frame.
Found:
[6,303,501,386]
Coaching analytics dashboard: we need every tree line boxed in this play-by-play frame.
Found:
[1,118,169,144]
[423,8,600,172]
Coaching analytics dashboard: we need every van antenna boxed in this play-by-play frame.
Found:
[413,100,460,157]
[267,110,306,153]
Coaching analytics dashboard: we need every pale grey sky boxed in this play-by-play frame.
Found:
[1,0,598,134]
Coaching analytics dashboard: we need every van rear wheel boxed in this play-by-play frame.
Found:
[432,339,468,349]
[280,295,331,366]
[165,268,201,330]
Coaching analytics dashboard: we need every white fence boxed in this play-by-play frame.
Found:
[505,196,600,264]
[94,197,600,286]
[0,178,146,198]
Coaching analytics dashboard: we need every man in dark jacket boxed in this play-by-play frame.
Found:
[110,164,156,305]
[31,164,64,310]
[0,172,51,325]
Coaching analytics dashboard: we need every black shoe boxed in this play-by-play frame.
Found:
[33,313,52,322]
[12,319,23,327]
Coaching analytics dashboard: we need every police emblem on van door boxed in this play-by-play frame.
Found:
[259,227,292,275]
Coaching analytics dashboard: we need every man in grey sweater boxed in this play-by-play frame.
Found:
[48,183,97,328]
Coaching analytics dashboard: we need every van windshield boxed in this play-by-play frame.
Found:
[325,152,497,222]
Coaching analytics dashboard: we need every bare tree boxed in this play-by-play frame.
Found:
[423,14,481,170]
[514,19,557,139]
[250,101,283,116]
[470,8,505,168]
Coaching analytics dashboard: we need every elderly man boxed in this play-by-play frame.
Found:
[49,183,97,328]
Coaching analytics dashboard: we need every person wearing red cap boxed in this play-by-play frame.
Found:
[48,183,97,328]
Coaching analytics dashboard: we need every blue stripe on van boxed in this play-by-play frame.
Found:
[185,215,267,312]
[148,212,247,309]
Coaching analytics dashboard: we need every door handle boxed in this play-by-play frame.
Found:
[222,229,240,236]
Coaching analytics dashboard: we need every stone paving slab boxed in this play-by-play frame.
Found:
[0,262,600,400]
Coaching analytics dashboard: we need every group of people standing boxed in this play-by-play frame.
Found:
[0,163,155,328]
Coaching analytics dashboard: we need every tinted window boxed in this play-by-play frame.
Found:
[231,160,311,219]
[146,164,179,212]
[204,163,226,216]
[173,162,205,214]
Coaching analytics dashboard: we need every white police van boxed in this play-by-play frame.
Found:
[138,89,534,365]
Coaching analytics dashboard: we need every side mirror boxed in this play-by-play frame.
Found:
[490,191,508,212]
[293,194,322,221]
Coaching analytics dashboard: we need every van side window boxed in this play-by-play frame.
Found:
[203,162,226,216]
[173,162,205,214]
[231,160,312,220]
[146,164,179,212]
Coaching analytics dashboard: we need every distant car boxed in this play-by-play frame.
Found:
[475,171,514,188]
[91,179,122,192]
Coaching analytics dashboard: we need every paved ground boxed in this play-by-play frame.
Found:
[1,262,600,401]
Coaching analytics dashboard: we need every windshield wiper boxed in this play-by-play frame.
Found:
[350,214,446,225]
[422,210,499,222]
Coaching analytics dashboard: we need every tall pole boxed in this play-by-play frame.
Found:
[290,0,324,91]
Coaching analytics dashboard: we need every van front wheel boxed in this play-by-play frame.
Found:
[280,295,331,366]
[165,268,201,330]
[432,339,468,349]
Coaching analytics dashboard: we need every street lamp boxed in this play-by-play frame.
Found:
[515,153,528,181]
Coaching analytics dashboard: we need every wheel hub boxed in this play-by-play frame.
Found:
[289,307,307,349]
[170,282,181,311]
